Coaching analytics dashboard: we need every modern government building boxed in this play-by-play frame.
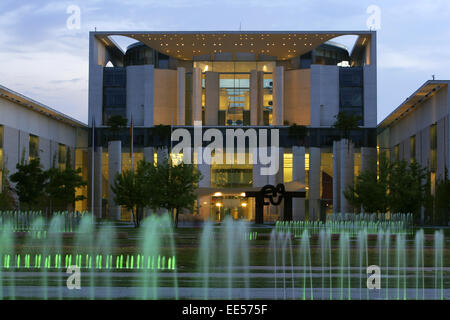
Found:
[0,30,447,223]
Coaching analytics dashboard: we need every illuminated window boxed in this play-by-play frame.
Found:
[210,152,252,188]
[410,135,416,163]
[305,152,310,197]
[263,74,273,125]
[58,144,67,170]
[321,151,333,207]
[430,124,437,172]
[394,145,399,161]
[29,135,39,161]
[122,149,144,172]
[353,151,361,184]
[219,73,250,126]
[283,153,293,183]
[171,152,184,165]
[74,148,88,212]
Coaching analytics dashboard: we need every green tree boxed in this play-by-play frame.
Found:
[111,160,151,227]
[0,165,17,210]
[45,166,87,212]
[434,169,450,226]
[388,160,427,220]
[344,155,389,213]
[333,111,362,140]
[147,158,202,227]
[10,158,47,210]
[344,156,428,221]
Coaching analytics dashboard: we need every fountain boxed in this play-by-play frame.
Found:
[0,210,447,300]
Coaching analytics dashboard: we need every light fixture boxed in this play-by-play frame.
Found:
[241,202,248,208]
[213,192,223,197]
[216,202,223,207]
[240,192,246,197]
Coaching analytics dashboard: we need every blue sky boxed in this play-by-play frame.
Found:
[0,0,449,124]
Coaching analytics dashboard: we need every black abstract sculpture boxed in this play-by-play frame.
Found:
[245,183,305,224]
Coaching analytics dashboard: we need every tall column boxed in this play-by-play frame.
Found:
[197,150,210,188]
[250,70,258,126]
[177,67,186,125]
[308,147,321,221]
[292,146,306,220]
[93,146,103,218]
[143,147,154,163]
[257,71,264,125]
[108,140,122,220]
[267,147,283,187]
[143,65,155,127]
[332,140,341,214]
[192,67,202,123]
[340,139,354,213]
[88,64,103,126]
[272,66,284,125]
[252,162,265,188]
[205,71,219,125]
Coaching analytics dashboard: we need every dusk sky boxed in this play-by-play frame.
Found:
[0,0,449,124]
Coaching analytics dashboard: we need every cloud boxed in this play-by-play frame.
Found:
[0,0,449,125]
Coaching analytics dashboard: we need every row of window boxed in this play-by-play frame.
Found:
[393,123,437,170]
[0,127,71,193]
[28,134,69,169]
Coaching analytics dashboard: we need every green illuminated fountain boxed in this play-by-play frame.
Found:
[0,210,447,300]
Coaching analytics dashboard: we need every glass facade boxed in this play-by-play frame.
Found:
[263,74,273,125]
[320,150,333,214]
[121,148,144,172]
[210,193,250,221]
[210,152,252,188]
[124,42,174,69]
[339,67,364,125]
[103,67,127,124]
[193,61,274,126]
[185,72,192,125]
[283,152,293,183]
[219,73,250,126]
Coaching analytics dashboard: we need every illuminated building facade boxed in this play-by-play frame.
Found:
[86,30,378,222]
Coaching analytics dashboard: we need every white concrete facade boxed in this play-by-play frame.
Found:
[0,86,86,177]
[84,31,378,222]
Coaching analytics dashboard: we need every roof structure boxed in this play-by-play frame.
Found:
[0,84,87,128]
[92,30,374,61]
[378,80,449,131]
